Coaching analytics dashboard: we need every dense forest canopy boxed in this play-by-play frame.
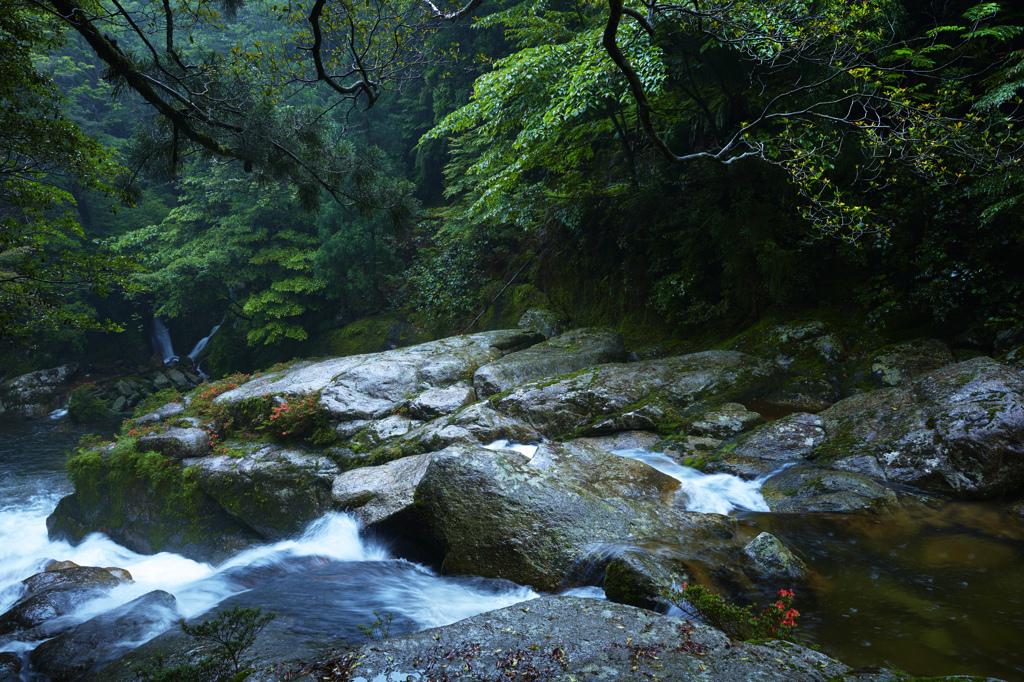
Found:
[2,0,1023,375]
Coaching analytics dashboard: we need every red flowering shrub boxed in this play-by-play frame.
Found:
[661,584,800,642]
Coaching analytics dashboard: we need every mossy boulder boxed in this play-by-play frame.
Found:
[685,402,765,438]
[188,444,340,540]
[474,327,627,398]
[728,320,847,411]
[136,427,211,459]
[408,442,734,592]
[602,550,690,610]
[492,350,787,439]
[867,338,955,387]
[761,465,900,513]
[0,363,80,419]
[48,446,261,562]
[812,357,1024,498]
[517,308,569,339]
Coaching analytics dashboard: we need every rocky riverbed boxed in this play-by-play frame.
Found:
[3,312,1023,680]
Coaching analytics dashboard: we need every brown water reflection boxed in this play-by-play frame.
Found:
[741,502,1024,679]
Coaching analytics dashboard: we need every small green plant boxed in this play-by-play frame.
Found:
[661,583,800,642]
[358,609,394,642]
[135,605,275,682]
[68,383,109,423]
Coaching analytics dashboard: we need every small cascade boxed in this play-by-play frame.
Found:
[187,318,224,366]
[483,440,539,459]
[610,448,773,515]
[150,318,178,365]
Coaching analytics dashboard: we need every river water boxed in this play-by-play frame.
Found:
[2,418,1023,680]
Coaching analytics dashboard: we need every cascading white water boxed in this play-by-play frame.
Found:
[610,448,772,515]
[186,317,223,366]
[0,419,540,671]
[150,317,178,365]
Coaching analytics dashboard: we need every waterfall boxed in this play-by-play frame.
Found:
[187,318,223,365]
[150,318,179,365]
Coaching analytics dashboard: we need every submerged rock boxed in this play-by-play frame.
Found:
[30,590,179,681]
[0,565,130,638]
[743,532,811,580]
[813,357,1024,498]
[473,327,626,398]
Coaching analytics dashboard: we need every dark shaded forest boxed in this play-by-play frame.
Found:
[3,0,1024,378]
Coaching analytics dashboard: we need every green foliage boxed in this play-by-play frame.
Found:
[358,609,394,642]
[0,6,137,342]
[661,583,800,642]
[135,606,276,682]
[68,384,110,423]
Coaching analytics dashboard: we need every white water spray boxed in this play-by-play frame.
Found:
[611,448,772,514]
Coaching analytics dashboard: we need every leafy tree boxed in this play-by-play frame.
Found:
[0,5,136,342]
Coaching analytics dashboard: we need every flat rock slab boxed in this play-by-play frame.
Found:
[325,596,858,682]
[473,327,626,398]
[493,350,786,438]
[215,330,544,421]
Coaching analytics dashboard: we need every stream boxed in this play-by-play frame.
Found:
[2,418,1023,680]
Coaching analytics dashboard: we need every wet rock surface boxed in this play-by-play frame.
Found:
[761,465,901,513]
[868,338,955,387]
[813,357,1024,498]
[292,596,868,682]
[473,327,627,398]
[0,565,130,639]
[31,590,179,682]
[492,350,787,438]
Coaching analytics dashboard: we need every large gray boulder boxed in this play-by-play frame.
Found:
[0,363,80,418]
[868,338,955,387]
[812,357,1024,498]
[409,442,736,592]
[327,596,862,682]
[30,590,179,682]
[492,350,787,438]
[215,329,544,422]
[712,412,826,478]
[473,327,627,398]
[407,384,476,420]
[331,451,434,527]
[187,445,340,539]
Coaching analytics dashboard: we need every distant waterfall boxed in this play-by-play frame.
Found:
[187,318,223,365]
[151,318,178,365]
